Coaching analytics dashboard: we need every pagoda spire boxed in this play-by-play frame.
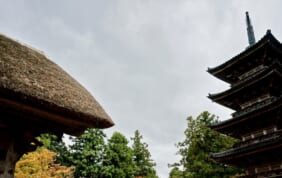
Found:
[246,11,256,46]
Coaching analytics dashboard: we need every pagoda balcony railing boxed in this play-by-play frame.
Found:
[234,65,266,86]
[232,96,277,118]
[241,126,278,142]
[210,132,282,159]
[238,163,282,178]
[240,93,271,109]
[234,130,282,148]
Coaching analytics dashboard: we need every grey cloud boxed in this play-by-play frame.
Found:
[1,1,282,177]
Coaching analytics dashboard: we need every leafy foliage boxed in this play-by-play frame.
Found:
[15,147,74,178]
[170,111,242,178]
[69,129,107,178]
[102,132,135,178]
[22,129,159,178]
[131,130,158,178]
[169,167,183,178]
[38,133,72,166]
[38,129,108,178]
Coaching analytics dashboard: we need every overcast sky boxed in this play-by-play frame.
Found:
[1,1,282,177]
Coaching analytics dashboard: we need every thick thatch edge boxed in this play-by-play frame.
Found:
[0,34,114,135]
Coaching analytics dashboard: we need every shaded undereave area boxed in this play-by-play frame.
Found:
[0,34,114,178]
[208,12,282,177]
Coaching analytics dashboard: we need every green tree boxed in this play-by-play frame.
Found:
[38,133,72,166]
[69,128,107,178]
[170,111,242,178]
[131,130,158,178]
[169,167,183,178]
[102,132,135,178]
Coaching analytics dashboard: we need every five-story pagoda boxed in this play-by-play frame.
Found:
[208,12,282,178]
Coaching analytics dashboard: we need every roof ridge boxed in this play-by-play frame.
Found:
[0,33,46,56]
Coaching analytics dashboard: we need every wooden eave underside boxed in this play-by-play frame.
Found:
[209,98,282,137]
[208,31,282,84]
[0,88,109,136]
[210,134,282,167]
[208,67,282,110]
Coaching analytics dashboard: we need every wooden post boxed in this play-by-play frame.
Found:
[0,127,39,178]
[0,136,18,178]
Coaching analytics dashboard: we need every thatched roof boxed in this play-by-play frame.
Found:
[0,34,114,135]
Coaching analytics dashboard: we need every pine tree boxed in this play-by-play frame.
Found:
[131,130,158,178]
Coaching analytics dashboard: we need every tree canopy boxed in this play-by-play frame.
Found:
[37,133,72,166]
[169,111,242,178]
[131,130,158,178]
[69,128,107,178]
[169,167,183,178]
[16,129,159,178]
[15,147,74,178]
[102,132,135,178]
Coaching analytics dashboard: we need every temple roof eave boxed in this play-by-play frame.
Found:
[208,68,282,110]
[210,134,282,162]
[208,30,282,83]
[209,97,282,136]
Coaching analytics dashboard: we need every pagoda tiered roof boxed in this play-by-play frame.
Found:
[208,13,282,177]
[208,30,282,84]
[208,66,282,110]
[210,97,282,137]
[210,132,282,167]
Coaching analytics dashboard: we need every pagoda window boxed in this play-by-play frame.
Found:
[237,64,266,81]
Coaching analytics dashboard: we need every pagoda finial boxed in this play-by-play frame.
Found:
[246,11,256,46]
